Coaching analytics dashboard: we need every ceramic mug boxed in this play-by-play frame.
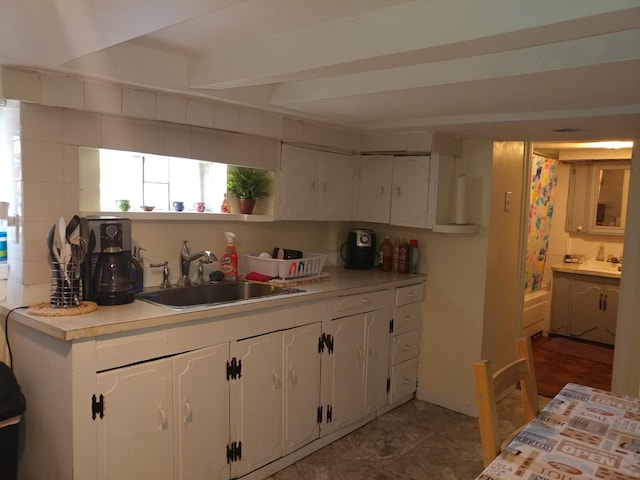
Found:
[172,201,185,212]
[116,199,130,212]
[194,202,205,213]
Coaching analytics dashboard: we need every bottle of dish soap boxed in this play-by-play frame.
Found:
[221,232,238,281]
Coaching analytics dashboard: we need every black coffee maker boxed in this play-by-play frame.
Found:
[81,216,139,305]
[341,229,377,269]
[92,246,142,305]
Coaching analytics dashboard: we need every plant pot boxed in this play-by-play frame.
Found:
[239,199,256,214]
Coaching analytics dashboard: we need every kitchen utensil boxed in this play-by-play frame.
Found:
[66,215,81,244]
[341,229,376,269]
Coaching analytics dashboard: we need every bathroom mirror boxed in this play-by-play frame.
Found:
[587,161,630,235]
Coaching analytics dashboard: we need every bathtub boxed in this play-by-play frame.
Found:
[521,289,551,337]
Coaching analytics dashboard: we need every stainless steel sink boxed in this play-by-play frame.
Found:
[136,281,305,309]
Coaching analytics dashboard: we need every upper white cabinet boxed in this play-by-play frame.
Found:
[390,156,431,227]
[356,155,393,224]
[357,154,466,230]
[566,161,630,235]
[357,155,431,227]
[279,144,354,221]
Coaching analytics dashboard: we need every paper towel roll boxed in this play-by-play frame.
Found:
[455,174,466,225]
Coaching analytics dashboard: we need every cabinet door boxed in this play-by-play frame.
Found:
[174,344,230,480]
[566,164,590,232]
[550,273,570,335]
[280,144,320,220]
[97,358,174,480]
[283,323,321,454]
[390,156,431,227]
[601,284,619,345]
[325,314,366,432]
[363,308,392,414]
[318,152,354,221]
[357,155,393,223]
[568,280,602,342]
[231,332,283,477]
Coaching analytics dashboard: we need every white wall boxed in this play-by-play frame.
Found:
[416,138,493,415]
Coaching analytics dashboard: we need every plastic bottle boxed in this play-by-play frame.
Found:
[221,232,238,281]
[408,239,419,274]
[397,239,409,274]
[221,193,231,213]
[379,236,393,271]
[0,219,7,264]
[392,240,399,272]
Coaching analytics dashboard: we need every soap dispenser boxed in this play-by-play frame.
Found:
[596,243,605,261]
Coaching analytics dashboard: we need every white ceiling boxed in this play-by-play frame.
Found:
[1,0,639,144]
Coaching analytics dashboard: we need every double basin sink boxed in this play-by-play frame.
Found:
[137,281,305,310]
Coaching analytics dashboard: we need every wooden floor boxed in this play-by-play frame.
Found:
[531,334,613,398]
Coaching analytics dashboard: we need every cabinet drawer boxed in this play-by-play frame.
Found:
[395,283,424,306]
[335,289,393,316]
[393,302,421,335]
[389,357,418,404]
[391,331,420,365]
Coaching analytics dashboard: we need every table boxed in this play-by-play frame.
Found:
[476,383,640,479]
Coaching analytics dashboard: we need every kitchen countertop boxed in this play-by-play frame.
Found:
[10,266,426,341]
[551,262,622,280]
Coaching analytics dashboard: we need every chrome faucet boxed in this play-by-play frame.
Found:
[178,240,217,287]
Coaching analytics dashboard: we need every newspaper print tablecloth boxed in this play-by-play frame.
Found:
[476,383,640,480]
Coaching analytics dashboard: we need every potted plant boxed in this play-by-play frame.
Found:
[226,167,272,214]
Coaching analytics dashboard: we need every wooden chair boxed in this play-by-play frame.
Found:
[473,336,540,467]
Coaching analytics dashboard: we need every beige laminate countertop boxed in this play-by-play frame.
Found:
[9,266,426,341]
[551,262,622,280]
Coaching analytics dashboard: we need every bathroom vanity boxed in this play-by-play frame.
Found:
[550,263,620,345]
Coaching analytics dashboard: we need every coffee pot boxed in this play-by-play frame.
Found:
[92,246,142,305]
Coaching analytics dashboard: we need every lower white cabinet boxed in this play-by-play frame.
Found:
[389,284,423,404]
[12,280,425,480]
[96,344,229,480]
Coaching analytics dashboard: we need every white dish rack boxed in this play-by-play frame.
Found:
[244,252,327,279]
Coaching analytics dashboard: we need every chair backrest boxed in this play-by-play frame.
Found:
[472,336,539,467]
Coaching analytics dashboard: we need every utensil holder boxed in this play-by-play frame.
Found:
[50,261,81,308]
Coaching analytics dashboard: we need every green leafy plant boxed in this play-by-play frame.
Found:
[226,167,272,200]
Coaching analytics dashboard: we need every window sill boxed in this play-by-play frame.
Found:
[80,211,275,222]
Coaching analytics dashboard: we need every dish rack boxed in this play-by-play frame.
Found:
[244,252,327,279]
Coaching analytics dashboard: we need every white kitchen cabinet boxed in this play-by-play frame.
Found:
[279,144,354,221]
[174,345,230,480]
[390,156,431,227]
[97,357,174,480]
[322,289,393,434]
[389,283,423,404]
[96,344,230,480]
[551,271,619,345]
[282,323,322,455]
[357,155,393,223]
[231,332,283,477]
[12,277,424,480]
[356,155,433,228]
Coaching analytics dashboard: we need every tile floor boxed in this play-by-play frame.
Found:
[267,393,551,480]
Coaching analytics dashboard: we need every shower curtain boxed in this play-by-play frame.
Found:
[524,153,558,294]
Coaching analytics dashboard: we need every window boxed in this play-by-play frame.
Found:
[80,148,228,213]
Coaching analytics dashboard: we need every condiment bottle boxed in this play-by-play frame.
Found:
[397,239,409,274]
[379,236,393,271]
[408,239,419,274]
[221,193,231,213]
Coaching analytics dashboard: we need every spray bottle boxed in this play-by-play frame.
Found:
[221,232,238,281]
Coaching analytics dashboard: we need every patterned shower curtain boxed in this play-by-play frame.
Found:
[524,153,558,294]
